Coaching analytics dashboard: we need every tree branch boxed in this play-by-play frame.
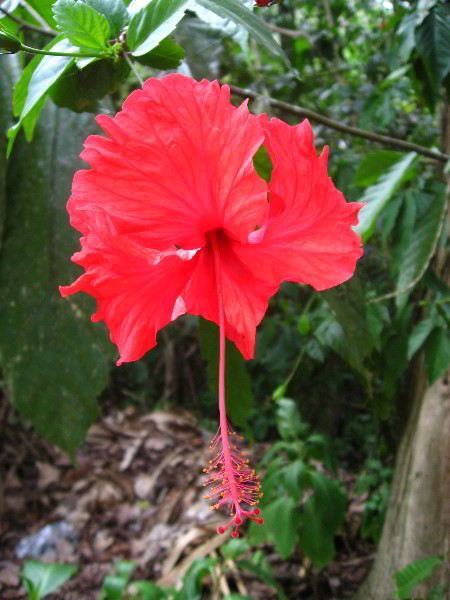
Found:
[261,19,307,39]
[0,7,57,37]
[229,84,449,163]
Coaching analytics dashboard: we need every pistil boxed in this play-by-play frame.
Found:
[203,232,263,537]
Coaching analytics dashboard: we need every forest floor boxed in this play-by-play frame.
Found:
[0,401,374,599]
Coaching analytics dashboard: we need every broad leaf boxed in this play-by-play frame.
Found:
[0,102,111,457]
[24,0,59,28]
[407,317,435,360]
[128,0,191,57]
[133,36,184,69]
[259,496,297,558]
[352,151,405,187]
[424,328,450,383]
[415,3,450,92]
[192,0,254,53]
[53,0,111,51]
[8,36,77,157]
[22,561,78,598]
[354,152,418,238]
[252,143,273,183]
[394,556,443,600]
[395,182,446,308]
[195,0,286,62]
[199,318,253,428]
[84,0,128,36]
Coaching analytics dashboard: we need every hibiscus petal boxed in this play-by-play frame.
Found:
[183,233,277,359]
[60,218,198,365]
[233,117,363,291]
[71,75,268,250]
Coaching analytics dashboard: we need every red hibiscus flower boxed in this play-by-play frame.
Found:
[60,75,363,536]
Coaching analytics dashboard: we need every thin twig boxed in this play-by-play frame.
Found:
[261,19,307,38]
[0,6,57,36]
[124,52,144,88]
[229,84,449,163]
[367,187,448,304]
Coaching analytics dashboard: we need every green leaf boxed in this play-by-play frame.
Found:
[22,561,78,598]
[133,35,184,69]
[7,36,77,157]
[275,398,308,441]
[353,151,405,187]
[133,581,172,599]
[24,0,59,28]
[0,102,111,457]
[353,152,418,238]
[0,22,21,53]
[281,459,308,501]
[252,143,272,183]
[221,538,249,560]
[192,0,254,53]
[415,4,450,93]
[128,0,191,57]
[322,276,375,363]
[49,57,130,112]
[183,557,217,600]
[0,55,17,243]
[103,575,128,599]
[395,182,446,308]
[83,0,128,37]
[261,496,297,558]
[53,0,111,51]
[394,556,443,600]
[424,328,450,383]
[196,0,286,62]
[407,318,435,360]
[199,318,253,428]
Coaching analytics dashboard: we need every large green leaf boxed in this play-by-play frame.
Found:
[195,0,286,62]
[53,0,111,51]
[192,0,253,53]
[415,3,450,93]
[133,35,184,69]
[424,328,450,383]
[395,182,446,308]
[0,102,111,457]
[84,0,129,37]
[7,36,77,157]
[259,496,297,559]
[22,561,78,598]
[394,556,443,600]
[198,318,253,428]
[353,152,418,238]
[24,0,59,28]
[352,151,405,187]
[128,0,191,57]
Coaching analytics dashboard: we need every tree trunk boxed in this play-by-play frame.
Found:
[354,103,450,600]
[354,364,450,600]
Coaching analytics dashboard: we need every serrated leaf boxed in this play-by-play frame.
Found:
[133,35,184,69]
[128,0,191,57]
[7,36,77,157]
[22,561,78,598]
[53,0,110,51]
[424,328,450,383]
[84,0,128,36]
[353,152,418,238]
[196,0,286,62]
[199,318,252,427]
[394,556,443,599]
[415,4,450,92]
[395,182,446,308]
[1,102,111,457]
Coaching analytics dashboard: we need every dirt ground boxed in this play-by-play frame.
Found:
[0,402,374,599]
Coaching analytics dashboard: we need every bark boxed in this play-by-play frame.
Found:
[354,366,450,600]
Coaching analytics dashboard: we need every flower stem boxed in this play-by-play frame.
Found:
[20,43,105,58]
